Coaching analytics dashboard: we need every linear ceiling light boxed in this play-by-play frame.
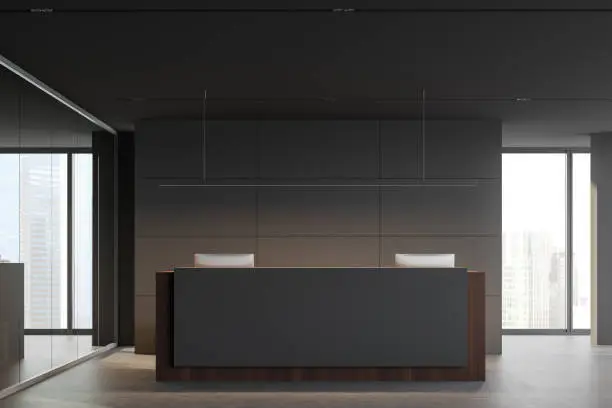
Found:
[159,183,478,188]
[0,53,117,135]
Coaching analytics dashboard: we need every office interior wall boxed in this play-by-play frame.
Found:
[0,64,109,393]
[134,119,502,354]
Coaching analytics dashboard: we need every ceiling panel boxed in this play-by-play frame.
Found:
[0,8,611,137]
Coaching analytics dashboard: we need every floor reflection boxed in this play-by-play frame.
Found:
[1,335,98,391]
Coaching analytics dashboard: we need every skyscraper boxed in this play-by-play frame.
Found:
[502,230,566,329]
[19,154,67,329]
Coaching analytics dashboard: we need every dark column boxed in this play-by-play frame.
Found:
[118,132,135,346]
[592,133,612,344]
[92,131,118,346]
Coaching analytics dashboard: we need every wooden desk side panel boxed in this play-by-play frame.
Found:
[156,271,485,381]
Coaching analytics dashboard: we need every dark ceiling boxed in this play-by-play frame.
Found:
[4,0,612,10]
[1,1,612,138]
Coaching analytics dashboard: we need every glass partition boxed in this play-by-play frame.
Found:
[0,63,109,394]
[0,154,25,390]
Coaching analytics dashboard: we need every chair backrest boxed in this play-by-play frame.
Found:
[194,253,255,268]
[395,254,455,268]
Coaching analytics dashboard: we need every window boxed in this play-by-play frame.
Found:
[0,153,93,332]
[502,152,591,332]
[572,153,591,330]
[73,153,93,329]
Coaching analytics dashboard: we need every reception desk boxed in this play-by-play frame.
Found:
[156,267,485,381]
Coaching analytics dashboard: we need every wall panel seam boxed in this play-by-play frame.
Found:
[378,120,382,267]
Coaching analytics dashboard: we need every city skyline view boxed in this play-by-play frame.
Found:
[502,153,591,330]
[0,153,93,330]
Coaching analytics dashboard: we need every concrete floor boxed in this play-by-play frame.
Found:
[2,336,612,408]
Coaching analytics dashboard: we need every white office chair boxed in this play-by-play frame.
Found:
[395,254,455,268]
[194,253,255,268]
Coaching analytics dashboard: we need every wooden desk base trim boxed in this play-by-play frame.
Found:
[156,272,485,381]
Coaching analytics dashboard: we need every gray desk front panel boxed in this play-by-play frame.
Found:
[173,267,468,367]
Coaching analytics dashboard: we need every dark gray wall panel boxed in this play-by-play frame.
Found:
[592,134,612,344]
[206,120,258,179]
[20,83,90,147]
[134,295,156,355]
[135,180,257,237]
[135,237,256,295]
[503,131,590,148]
[0,68,19,147]
[382,182,501,235]
[424,120,501,179]
[257,237,379,267]
[259,120,379,179]
[258,188,379,235]
[174,268,468,367]
[133,119,502,355]
[118,133,135,346]
[135,120,203,179]
[486,295,502,354]
[0,263,24,390]
[0,67,95,148]
[93,132,118,347]
[380,120,420,178]
[382,236,501,296]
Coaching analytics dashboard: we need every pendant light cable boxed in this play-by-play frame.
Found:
[421,87,426,181]
[202,89,208,183]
